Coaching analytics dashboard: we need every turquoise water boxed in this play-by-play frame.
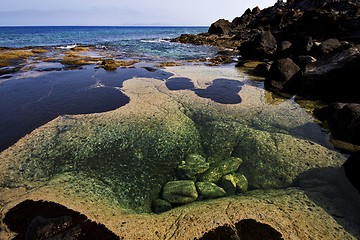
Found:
[0,26,217,59]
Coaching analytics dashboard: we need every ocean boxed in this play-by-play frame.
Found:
[0,26,217,60]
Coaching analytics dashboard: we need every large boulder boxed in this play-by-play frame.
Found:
[317,103,360,145]
[301,44,360,102]
[313,38,342,56]
[208,19,232,35]
[162,180,198,204]
[239,30,278,60]
[265,58,301,92]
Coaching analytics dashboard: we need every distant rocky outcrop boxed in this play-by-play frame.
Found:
[173,0,360,148]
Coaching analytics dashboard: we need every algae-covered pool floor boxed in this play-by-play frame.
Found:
[0,51,359,239]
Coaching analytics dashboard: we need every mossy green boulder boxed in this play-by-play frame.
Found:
[199,157,242,183]
[162,180,198,204]
[176,154,209,180]
[196,182,226,199]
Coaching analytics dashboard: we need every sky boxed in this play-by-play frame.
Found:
[0,0,277,26]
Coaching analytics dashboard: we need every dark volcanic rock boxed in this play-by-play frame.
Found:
[302,44,360,101]
[265,58,301,92]
[253,62,272,77]
[343,151,360,193]
[314,38,342,56]
[239,30,278,60]
[317,103,360,145]
[208,19,232,35]
[292,55,317,69]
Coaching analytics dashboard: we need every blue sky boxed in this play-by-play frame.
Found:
[0,0,276,26]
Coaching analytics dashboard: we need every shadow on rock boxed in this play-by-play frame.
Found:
[293,166,360,239]
[197,219,283,240]
[3,200,119,240]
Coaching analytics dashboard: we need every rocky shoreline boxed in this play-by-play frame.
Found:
[173,0,360,192]
[1,5,360,238]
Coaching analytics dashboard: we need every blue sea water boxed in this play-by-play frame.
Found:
[0,26,217,60]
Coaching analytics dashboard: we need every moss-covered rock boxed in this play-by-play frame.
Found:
[196,182,226,199]
[176,154,209,180]
[162,180,198,204]
[199,157,242,182]
[218,174,237,196]
[233,125,346,189]
[233,173,248,193]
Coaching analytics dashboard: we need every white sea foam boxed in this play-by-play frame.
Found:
[57,44,78,49]
[140,38,170,43]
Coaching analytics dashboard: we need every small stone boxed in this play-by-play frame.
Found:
[196,182,226,199]
[176,154,209,180]
[233,173,248,193]
[162,180,198,204]
[199,157,243,182]
[218,174,237,196]
[152,199,172,213]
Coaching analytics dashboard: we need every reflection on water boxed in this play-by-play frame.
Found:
[194,79,244,104]
[166,77,245,104]
[0,66,176,151]
[165,77,195,90]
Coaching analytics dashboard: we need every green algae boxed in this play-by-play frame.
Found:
[0,64,347,215]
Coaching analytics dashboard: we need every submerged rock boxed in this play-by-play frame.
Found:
[199,157,243,183]
[196,182,226,199]
[162,180,198,204]
[176,154,210,181]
